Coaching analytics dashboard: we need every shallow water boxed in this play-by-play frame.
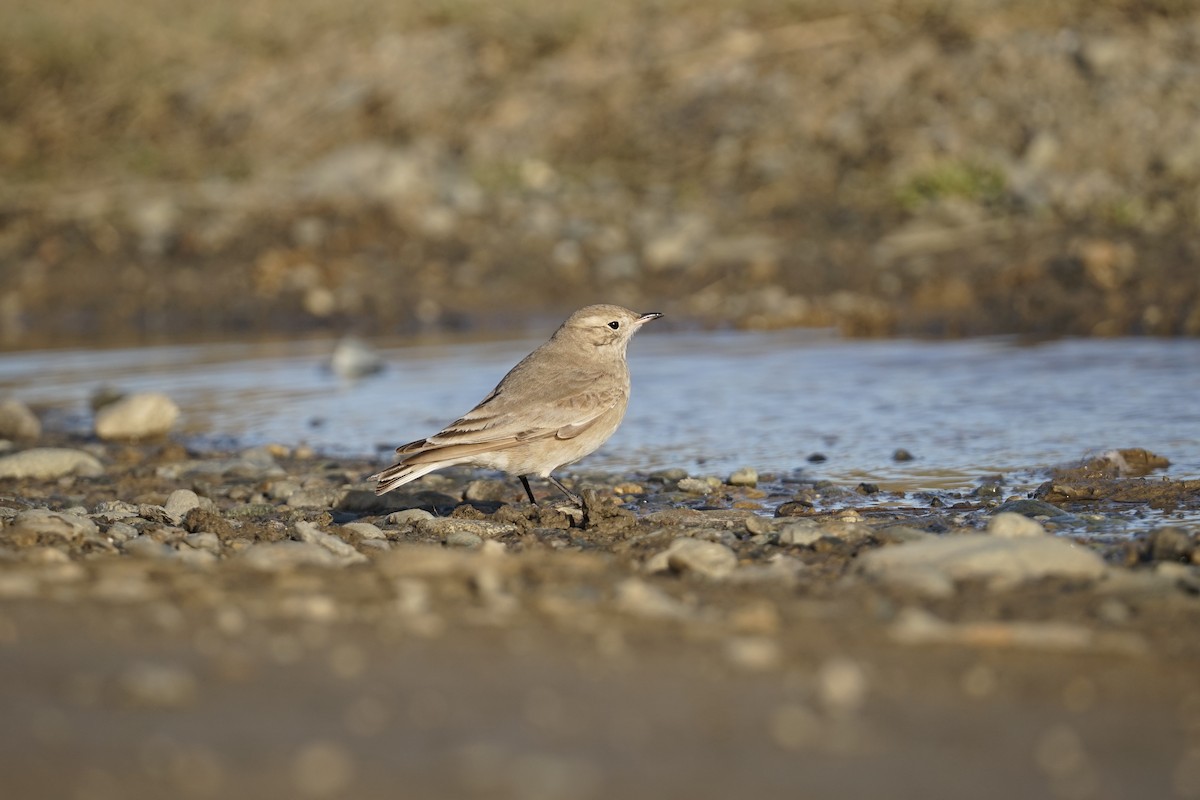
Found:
[4,331,1199,497]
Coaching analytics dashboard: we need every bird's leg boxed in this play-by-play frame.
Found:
[547,475,583,506]
[518,475,538,504]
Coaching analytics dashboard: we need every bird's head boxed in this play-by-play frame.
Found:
[555,304,663,353]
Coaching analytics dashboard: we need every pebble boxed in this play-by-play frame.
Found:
[341,521,386,540]
[294,521,368,564]
[992,498,1071,518]
[164,489,202,524]
[614,578,691,620]
[185,532,222,555]
[329,336,384,379]
[0,399,41,439]
[94,392,180,440]
[987,511,1047,538]
[6,509,100,543]
[889,607,1147,654]
[817,657,869,714]
[778,521,824,546]
[857,533,1108,589]
[286,487,347,509]
[677,477,716,494]
[0,448,104,479]
[386,508,435,525]
[119,662,198,708]
[240,541,345,570]
[445,530,484,548]
[414,518,519,540]
[464,479,512,502]
[648,538,738,579]
[728,467,758,487]
[725,636,781,670]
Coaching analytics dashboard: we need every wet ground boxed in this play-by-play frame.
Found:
[1,439,1199,799]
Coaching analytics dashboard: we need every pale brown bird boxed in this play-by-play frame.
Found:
[371,304,662,503]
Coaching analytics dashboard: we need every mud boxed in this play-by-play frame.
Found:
[1,438,1199,798]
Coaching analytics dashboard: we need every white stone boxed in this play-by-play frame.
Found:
[0,448,103,479]
[858,533,1107,588]
[164,489,202,524]
[94,393,180,440]
[987,512,1047,538]
[7,509,99,541]
[0,399,41,439]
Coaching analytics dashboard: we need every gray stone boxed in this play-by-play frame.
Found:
[648,538,738,579]
[445,530,484,548]
[414,518,519,540]
[464,479,512,503]
[778,521,825,546]
[0,448,104,479]
[94,392,180,440]
[294,521,367,564]
[123,537,177,559]
[987,512,1046,538]
[386,509,435,525]
[239,541,343,570]
[614,578,691,620]
[164,489,202,524]
[0,399,41,440]
[728,467,759,487]
[341,521,386,540]
[94,500,140,519]
[184,532,222,555]
[104,522,139,542]
[329,336,384,379]
[7,509,99,542]
[993,498,1070,518]
[858,533,1107,589]
[677,477,716,494]
[286,487,347,509]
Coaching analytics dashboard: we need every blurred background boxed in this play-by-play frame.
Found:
[2,0,1199,350]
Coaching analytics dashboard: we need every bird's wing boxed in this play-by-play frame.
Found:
[393,365,625,465]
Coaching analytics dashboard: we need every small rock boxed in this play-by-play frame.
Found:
[184,532,222,555]
[0,399,41,439]
[163,489,202,524]
[341,522,386,540]
[464,479,512,503]
[778,521,824,546]
[614,578,691,620]
[94,392,180,440]
[294,521,367,564]
[120,662,197,708]
[414,518,518,540]
[387,509,434,525]
[728,467,758,487]
[677,477,715,494]
[1145,527,1194,563]
[240,541,343,570]
[329,336,384,379]
[123,537,177,559]
[445,530,483,548]
[651,538,738,579]
[987,512,1046,538]
[0,448,104,479]
[993,498,1070,518]
[858,533,1107,589]
[6,509,99,543]
[725,636,781,671]
[286,487,346,509]
[892,449,914,462]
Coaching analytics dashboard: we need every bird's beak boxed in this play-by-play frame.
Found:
[637,312,664,325]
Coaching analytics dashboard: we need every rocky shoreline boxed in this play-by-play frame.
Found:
[1,420,1198,796]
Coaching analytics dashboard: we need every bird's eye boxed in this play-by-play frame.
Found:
[608,321,620,330]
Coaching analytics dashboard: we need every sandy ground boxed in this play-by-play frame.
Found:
[1,440,1198,799]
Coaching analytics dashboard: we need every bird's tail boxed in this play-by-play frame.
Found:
[368,460,441,496]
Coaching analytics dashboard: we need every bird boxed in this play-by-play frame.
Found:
[370,304,662,503]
